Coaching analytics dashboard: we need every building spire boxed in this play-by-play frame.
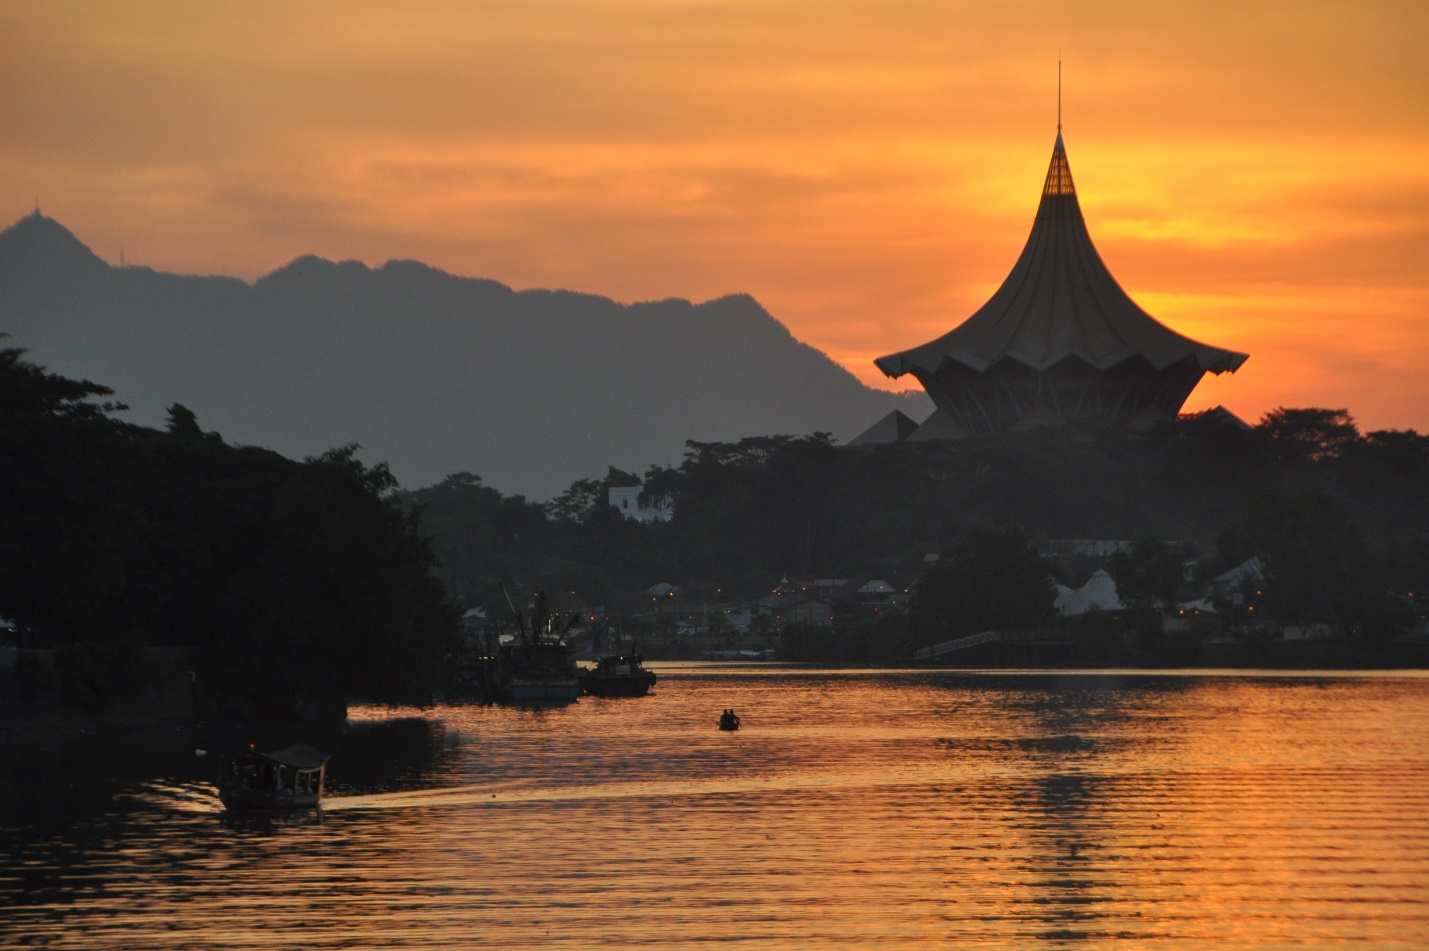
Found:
[1042,57,1073,198]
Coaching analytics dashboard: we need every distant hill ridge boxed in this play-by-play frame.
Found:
[0,213,927,498]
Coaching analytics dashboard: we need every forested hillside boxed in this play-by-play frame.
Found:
[409,411,1429,637]
[6,341,1425,715]
[1,349,458,717]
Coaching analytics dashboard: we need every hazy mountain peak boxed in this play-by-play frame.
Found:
[0,214,929,498]
[0,211,109,276]
[253,254,376,289]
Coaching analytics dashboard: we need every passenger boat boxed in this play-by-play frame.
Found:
[216,744,329,810]
[579,653,657,697]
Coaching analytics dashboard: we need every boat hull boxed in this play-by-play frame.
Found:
[581,672,657,697]
[218,788,322,811]
[578,654,657,698]
[506,678,581,702]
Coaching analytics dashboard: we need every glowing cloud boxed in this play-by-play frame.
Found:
[2,0,1426,430]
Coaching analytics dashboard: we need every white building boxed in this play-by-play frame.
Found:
[1054,569,1126,616]
[608,485,674,523]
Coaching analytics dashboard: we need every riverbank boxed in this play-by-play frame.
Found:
[0,646,196,734]
[5,636,1425,735]
[635,634,1429,668]
[0,646,345,735]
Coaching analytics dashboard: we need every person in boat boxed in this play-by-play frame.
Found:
[719,709,741,730]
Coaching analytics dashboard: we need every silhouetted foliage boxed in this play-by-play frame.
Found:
[402,414,1427,661]
[911,525,1058,642]
[55,639,146,715]
[1219,484,1377,635]
[778,612,917,665]
[1258,407,1360,461]
[1107,539,1187,609]
[0,348,459,715]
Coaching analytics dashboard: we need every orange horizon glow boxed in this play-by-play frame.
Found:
[3,1,1426,433]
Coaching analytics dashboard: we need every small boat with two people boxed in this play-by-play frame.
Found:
[216,743,329,810]
[718,709,741,731]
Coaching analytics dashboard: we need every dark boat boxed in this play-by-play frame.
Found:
[453,590,587,703]
[504,641,581,702]
[217,744,329,810]
[579,653,657,697]
[718,710,741,731]
[500,590,581,703]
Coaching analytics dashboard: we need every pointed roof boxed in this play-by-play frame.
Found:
[906,407,970,442]
[1054,569,1125,616]
[846,409,920,446]
[876,133,1247,379]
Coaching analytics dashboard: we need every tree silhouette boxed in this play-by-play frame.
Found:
[912,525,1057,641]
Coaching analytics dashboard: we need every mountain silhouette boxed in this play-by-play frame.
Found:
[0,213,927,499]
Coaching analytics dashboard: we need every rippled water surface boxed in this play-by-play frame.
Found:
[4,668,1429,949]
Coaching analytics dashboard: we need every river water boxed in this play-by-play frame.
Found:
[3,667,1428,949]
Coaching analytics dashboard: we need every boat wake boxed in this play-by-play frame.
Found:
[123,767,952,816]
[319,768,944,812]
[120,780,227,814]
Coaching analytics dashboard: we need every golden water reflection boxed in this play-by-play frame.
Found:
[2,669,1428,949]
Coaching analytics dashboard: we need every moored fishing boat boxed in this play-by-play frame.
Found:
[505,650,581,702]
[216,744,328,810]
[499,590,581,703]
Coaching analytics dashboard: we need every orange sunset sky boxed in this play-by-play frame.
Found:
[3,1,1426,431]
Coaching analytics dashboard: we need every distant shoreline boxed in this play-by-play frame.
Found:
[4,638,1425,736]
[637,638,1429,669]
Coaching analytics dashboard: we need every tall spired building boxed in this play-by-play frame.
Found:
[873,129,1248,439]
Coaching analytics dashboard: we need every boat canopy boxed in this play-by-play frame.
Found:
[255,744,330,770]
